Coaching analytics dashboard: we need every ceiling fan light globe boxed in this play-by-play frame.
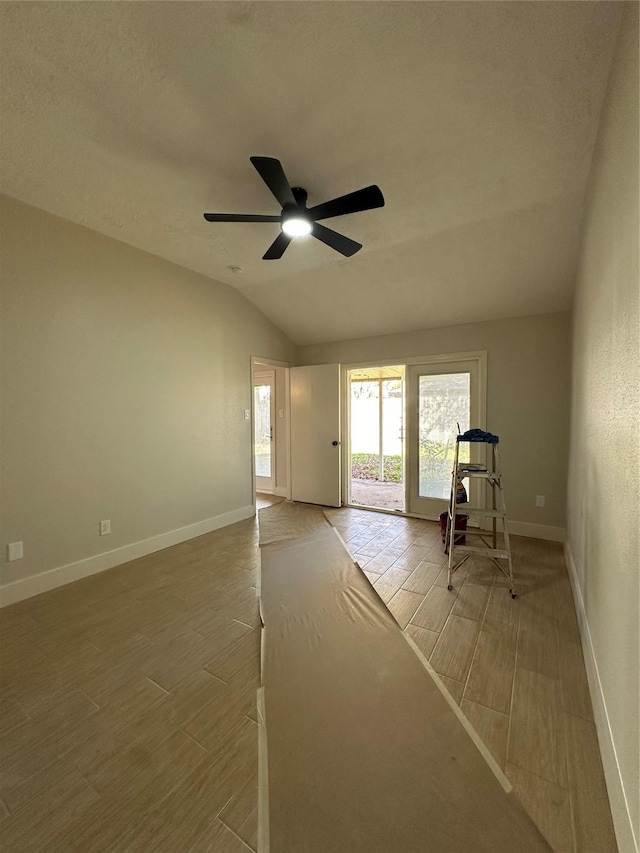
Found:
[281,216,312,237]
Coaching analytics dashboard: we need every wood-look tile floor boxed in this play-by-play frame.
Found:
[255,493,284,511]
[325,507,618,853]
[0,506,618,852]
[0,519,262,852]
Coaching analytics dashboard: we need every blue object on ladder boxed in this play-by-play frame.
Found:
[457,428,499,444]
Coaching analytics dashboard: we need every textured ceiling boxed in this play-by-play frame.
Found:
[0,2,622,345]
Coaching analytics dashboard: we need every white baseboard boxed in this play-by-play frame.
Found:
[508,520,565,542]
[564,543,638,853]
[274,486,288,497]
[0,505,255,608]
[371,508,565,543]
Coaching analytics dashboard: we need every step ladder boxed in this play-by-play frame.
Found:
[446,429,517,598]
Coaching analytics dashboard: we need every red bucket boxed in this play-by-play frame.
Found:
[440,511,468,552]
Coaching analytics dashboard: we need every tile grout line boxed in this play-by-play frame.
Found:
[77,688,101,711]
[556,594,580,853]
[145,676,171,695]
[460,568,496,705]
[72,765,101,798]
[180,728,210,752]
[504,575,523,781]
[216,816,256,851]
[213,790,239,823]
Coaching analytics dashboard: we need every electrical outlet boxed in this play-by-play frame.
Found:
[8,541,23,561]
[535,495,546,508]
[100,520,111,536]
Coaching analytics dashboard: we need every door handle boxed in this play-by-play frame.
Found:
[332,440,339,446]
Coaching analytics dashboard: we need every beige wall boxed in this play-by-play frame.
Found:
[0,195,296,593]
[299,311,571,532]
[567,4,639,849]
[274,365,289,495]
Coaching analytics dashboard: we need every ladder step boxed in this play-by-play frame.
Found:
[450,545,510,559]
[456,470,500,480]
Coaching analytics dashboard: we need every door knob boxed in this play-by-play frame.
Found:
[332,440,339,446]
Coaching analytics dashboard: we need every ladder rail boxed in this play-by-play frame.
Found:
[492,444,497,550]
[446,439,460,588]
[494,443,516,594]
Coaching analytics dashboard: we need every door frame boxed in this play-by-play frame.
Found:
[341,351,487,519]
[253,368,276,494]
[250,356,292,505]
[342,365,407,512]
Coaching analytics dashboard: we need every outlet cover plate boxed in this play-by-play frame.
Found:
[8,542,24,561]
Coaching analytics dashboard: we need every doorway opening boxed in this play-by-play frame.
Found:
[347,365,405,511]
[252,358,291,505]
[253,367,275,494]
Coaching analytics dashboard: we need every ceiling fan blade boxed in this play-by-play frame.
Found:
[250,157,296,208]
[312,222,362,257]
[203,213,280,222]
[309,185,385,221]
[263,231,292,260]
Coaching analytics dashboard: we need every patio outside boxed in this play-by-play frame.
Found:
[350,368,405,511]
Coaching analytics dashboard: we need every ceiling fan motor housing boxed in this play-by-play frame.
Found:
[290,187,308,208]
[282,188,312,235]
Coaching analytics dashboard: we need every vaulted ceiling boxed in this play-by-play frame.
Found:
[0,2,622,344]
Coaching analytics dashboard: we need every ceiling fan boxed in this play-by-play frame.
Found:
[203,156,385,260]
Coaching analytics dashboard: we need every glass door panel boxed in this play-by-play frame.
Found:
[407,361,481,517]
[418,373,470,499]
[347,366,405,511]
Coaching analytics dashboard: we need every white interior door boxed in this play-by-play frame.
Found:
[254,370,275,493]
[406,360,482,518]
[290,364,341,507]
